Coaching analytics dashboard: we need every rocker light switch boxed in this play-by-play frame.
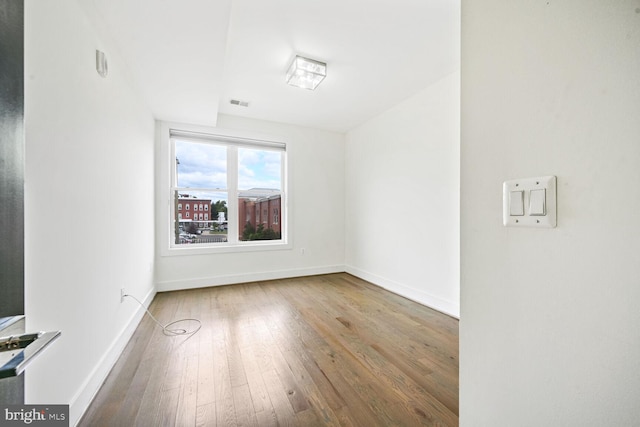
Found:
[509,191,524,216]
[503,176,556,228]
[529,189,546,216]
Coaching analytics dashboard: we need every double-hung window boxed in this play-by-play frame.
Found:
[170,128,286,249]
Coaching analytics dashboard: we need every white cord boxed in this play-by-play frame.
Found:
[124,294,202,337]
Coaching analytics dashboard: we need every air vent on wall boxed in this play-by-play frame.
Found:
[229,99,249,107]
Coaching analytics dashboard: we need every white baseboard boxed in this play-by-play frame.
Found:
[155,264,346,292]
[69,287,156,426]
[345,265,459,319]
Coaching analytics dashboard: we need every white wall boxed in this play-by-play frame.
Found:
[154,114,345,290]
[24,0,155,424]
[461,1,640,426]
[345,72,460,317]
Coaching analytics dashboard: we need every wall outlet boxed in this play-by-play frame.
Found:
[120,288,126,303]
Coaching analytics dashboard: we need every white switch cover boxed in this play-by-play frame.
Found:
[503,176,556,228]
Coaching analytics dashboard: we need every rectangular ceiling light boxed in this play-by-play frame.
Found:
[286,56,326,90]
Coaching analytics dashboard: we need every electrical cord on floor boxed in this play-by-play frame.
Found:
[123,294,202,336]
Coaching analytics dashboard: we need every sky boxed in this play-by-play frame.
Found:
[175,139,281,203]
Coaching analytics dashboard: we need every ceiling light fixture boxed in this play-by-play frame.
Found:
[286,55,326,90]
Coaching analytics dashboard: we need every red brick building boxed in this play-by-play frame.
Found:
[177,196,211,227]
[238,194,281,239]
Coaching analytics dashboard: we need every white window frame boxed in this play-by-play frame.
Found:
[159,122,290,256]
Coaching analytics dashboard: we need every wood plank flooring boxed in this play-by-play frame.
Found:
[79,273,458,426]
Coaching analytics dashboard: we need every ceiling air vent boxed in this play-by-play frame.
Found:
[229,99,249,107]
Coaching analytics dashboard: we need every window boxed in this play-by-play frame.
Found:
[178,203,182,210]
[170,128,286,248]
[274,209,279,225]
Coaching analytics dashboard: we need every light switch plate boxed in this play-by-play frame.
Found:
[503,176,556,228]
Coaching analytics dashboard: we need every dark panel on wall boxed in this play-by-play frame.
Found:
[0,375,24,404]
[0,0,25,318]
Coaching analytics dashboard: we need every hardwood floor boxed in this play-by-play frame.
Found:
[79,273,458,426]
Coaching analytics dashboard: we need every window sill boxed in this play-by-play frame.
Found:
[161,240,292,257]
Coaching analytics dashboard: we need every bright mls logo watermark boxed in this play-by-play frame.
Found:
[1,405,68,426]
